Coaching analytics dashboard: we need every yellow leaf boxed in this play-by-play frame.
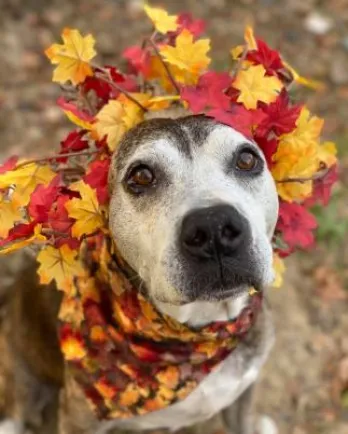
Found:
[63,109,94,130]
[144,4,178,34]
[272,254,285,288]
[145,95,180,111]
[0,225,46,255]
[282,60,325,91]
[37,244,83,293]
[234,64,283,110]
[318,141,337,168]
[58,296,84,326]
[278,107,324,151]
[230,45,244,60]
[65,181,105,238]
[244,25,257,50]
[0,195,23,238]
[95,97,145,151]
[160,29,211,77]
[45,28,96,85]
[0,163,56,206]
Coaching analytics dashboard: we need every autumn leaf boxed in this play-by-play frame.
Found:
[95,96,144,151]
[247,39,284,75]
[272,253,285,288]
[59,324,86,360]
[208,105,267,138]
[175,13,206,38]
[0,163,56,206]
[160,29,211,77]
[45,28,96,85]
[0,224,46,255]
[283,60,324,91]
[0,156,18,174]
[65,181,105,238]
[305,164,338,207]
[276,202,318,250]
[83,159,110,205]
[181,71,231,113]
[57,97,94,130]
[144,4,178,34]
[244,25,258,50]
[233,64,283,110]
[0,195,23,238]
[123,45,151,76]
[37,244,83,293]
[28,176,61,223]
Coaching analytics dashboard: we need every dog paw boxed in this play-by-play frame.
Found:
[0,419,22,434]
[255,415,278,434]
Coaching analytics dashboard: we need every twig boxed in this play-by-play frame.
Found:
[14,149,102,170]
[94,68,148,112]
[276,168,329,184]
[145,38,180,95]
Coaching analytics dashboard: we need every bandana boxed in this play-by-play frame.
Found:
[58,234,262,420]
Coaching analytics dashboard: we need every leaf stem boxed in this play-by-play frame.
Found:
[276,168,329,184]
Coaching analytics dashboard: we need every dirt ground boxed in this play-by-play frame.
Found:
[1,0,348,433]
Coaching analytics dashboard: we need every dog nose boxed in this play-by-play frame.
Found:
[180,205,248,260]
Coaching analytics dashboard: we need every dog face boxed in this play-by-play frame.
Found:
[109,115,279,305]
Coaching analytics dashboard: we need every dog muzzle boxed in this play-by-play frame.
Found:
[58,234,262,420]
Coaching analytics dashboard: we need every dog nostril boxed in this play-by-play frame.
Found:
[185,229,207,247]
[221,224,240,241]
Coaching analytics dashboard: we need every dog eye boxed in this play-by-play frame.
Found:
[236,150,259,171]
[125,164,156,194]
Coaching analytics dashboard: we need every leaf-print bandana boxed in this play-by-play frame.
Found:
[58,234,262,420]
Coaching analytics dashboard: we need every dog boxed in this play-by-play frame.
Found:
[1,110,279,434]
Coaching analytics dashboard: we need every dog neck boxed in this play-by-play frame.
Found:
[154,294,249,328]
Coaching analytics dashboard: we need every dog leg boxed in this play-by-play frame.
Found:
[221,383,255,434]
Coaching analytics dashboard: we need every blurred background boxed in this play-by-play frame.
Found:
[0,0,348,433]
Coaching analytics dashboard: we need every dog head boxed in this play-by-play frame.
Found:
[108,114,279,306]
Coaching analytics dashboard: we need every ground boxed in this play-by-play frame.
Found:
[0,0,348,433]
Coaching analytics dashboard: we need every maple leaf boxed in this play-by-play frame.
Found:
[208,106,267,138]
[95,97,144,151]
[37,244,83,293]
[278,107,324,150]
[233,64,283,110]
[144,4,178,34]
[0,224,46,255]
[254,135,278,168]
[247,39,284,75]
[160,29,211,77]
[83,159,110,205]
[123,46,151,76]
[318,141,337,168]
[59,324,86,360]
[28,176,61,223]
[59,130,89,162]
[272,253,285,288]
[175,13,206,38]
[276,202,317,250]
[0,163,56,206]
[65,181,105,238]
[244,25,258,50]
[282,60,324,90]
[57,97,94,130]
[0,195,23,238]
[0,156,18,174]
[181,71,231,113]
[305,164,338,207]
[256,91,302,137]
[45,28,96,85]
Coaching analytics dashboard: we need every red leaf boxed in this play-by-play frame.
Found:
[83,159,110,205]
[254,135,278,168]
[0,156,18,174]
[83,67,138,104]
[59,130,89,162]
[176,13,206,37]
[57,97,95,123]
[181,71,231,113]
[122,46,151,76]
[28,176,61,223]
[208,105,267,138]
[276,202,318,250]
[305,164,339,207]
[247,39,284,75]
[0,222,36,246]
[256,91,302,137]
[47,194,79,248]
